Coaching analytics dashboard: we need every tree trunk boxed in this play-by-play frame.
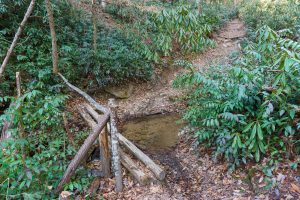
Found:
[108,98,123,192]
[45,0,59,74]
[16,72,26,165]
[0,0,36,78]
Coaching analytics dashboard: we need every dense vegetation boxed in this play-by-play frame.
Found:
[0,0,237,198]
[1,0,299,198]
[175,0,300,170]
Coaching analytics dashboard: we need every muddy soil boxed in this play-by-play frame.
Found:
[122,114,184,152]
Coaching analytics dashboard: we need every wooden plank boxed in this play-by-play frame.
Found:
[87,177,101,196]
[79,104,110,177]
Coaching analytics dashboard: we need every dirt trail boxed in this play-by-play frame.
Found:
[89,19,249,200]
[110,19,246,121]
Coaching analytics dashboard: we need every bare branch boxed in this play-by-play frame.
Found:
[0,0,36,77]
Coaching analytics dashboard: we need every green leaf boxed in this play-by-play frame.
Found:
[255,149,260,162]
[289,110,295,119]
[258,140,266,153]
[250,124,257,140]
[243,122,254,133]
[237,135,243,148]
[257,123,263,140]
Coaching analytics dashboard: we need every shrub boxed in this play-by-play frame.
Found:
[82,29,153,87]
[149,5,215,55]
[0,69,91,198]
[0,0,153,96]
[174,27,300,168]
[239,0,300,38]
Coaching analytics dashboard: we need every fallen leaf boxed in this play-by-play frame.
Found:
[276,173,286,183]
[290,183,300,194]
[60,191,72,198]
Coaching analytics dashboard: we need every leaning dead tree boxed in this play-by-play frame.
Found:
[56,75,166,194]
[45,0,59,74]
[0,0,36,77]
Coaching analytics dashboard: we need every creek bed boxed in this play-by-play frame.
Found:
[121,114,184,152]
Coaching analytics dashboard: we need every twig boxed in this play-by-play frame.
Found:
[62,112,76,148]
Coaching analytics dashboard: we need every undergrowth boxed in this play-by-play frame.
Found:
[174,26,300,170]
[239,0,300,39]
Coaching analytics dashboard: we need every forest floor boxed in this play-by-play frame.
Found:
[66,3,300,199]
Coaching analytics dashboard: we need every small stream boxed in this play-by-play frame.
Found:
[121,114,184,152]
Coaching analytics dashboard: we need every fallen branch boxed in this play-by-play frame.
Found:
[78,105,97,128]
[0,0,36,77]
[58,73,108,114]
[86,177,101,196]
[117,133,165,180]
[54,112,110,194]
[84,103,102,122]
[120,149,150,186]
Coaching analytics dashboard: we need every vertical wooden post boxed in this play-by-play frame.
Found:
[99,126,111,177]
[108,98,123,192]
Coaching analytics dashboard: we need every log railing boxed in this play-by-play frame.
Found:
[54,74,165,194]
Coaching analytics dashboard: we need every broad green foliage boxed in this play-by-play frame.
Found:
[105,0,145,23]
[0,0,153,96]
[239,0,300,38]
[84,30,153,87]
[0,70,91,198]
[106,1,237,62]
[174,27,300,167]
[150,5,215,55]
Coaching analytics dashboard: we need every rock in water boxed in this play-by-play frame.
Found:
[105,84,133,99]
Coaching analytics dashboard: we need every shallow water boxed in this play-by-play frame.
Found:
[122,114,184,152]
